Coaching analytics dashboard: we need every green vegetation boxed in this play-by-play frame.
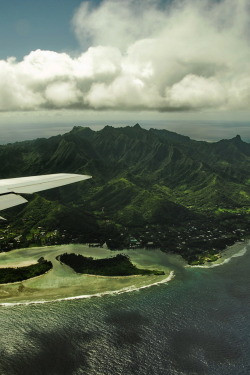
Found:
[57,253,165,276]
[188,253,221,266]
[1,125,250,263]
[0,258,52,284]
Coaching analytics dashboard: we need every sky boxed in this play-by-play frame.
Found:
[0,0,250,143]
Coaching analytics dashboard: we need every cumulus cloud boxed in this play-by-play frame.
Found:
[0,0,250,112]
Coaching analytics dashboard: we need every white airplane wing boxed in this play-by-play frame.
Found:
[0,194,28,210]
[0,173,91,212]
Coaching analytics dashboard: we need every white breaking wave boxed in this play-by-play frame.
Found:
[0,271,175,308]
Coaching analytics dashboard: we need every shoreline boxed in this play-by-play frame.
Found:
[186,240,249,269]
[0,271,175,307]
[0,240,248,306]
[0,245,173,306]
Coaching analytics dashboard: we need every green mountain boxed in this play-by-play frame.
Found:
[1,124,250,263]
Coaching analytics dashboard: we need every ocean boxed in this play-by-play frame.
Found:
[0,242,250,375]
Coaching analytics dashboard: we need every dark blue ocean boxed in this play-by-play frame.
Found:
[1,244,250,375]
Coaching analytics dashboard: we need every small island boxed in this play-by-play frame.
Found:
[56,253,165,276]
[0,258,53,284]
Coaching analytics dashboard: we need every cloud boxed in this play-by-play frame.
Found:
[0,0,250,112]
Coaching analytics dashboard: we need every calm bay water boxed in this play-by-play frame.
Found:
[1,243,250,375]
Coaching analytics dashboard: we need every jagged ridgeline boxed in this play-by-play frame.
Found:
[0,124,250,253]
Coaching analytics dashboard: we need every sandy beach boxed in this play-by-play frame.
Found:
[0,260,37,268]
[0,244,173,305]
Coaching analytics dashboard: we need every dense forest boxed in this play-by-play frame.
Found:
[57,253,164,276]
[0,259,52,284]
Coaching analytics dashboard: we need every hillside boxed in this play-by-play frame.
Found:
[0,124,250,263]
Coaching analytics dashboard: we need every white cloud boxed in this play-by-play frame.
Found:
[0,0,250,113]
[165,75,226,110]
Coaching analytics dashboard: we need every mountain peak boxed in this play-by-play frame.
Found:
[71,126,83,132]
[102,125,114,133]
[234,134,242,141]
[70,126,93,138]
[228,134,244,145]
[133,123,141,129]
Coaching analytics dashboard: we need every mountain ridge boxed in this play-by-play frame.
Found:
[0,124,249,263]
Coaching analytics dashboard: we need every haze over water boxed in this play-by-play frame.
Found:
[0,242,250,374]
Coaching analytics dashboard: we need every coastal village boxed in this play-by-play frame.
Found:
[0,216,247,265]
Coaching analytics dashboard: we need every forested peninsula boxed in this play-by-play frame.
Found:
[57,253,164,276]
[0,258,52,284]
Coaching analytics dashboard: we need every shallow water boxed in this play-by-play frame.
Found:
[0,245,174,304]
[0,242,250,374]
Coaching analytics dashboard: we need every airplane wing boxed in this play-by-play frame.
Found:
[0,194,28,211]
[0,173,91,213]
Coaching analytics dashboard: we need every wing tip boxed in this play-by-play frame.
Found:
[73,174,92,181]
